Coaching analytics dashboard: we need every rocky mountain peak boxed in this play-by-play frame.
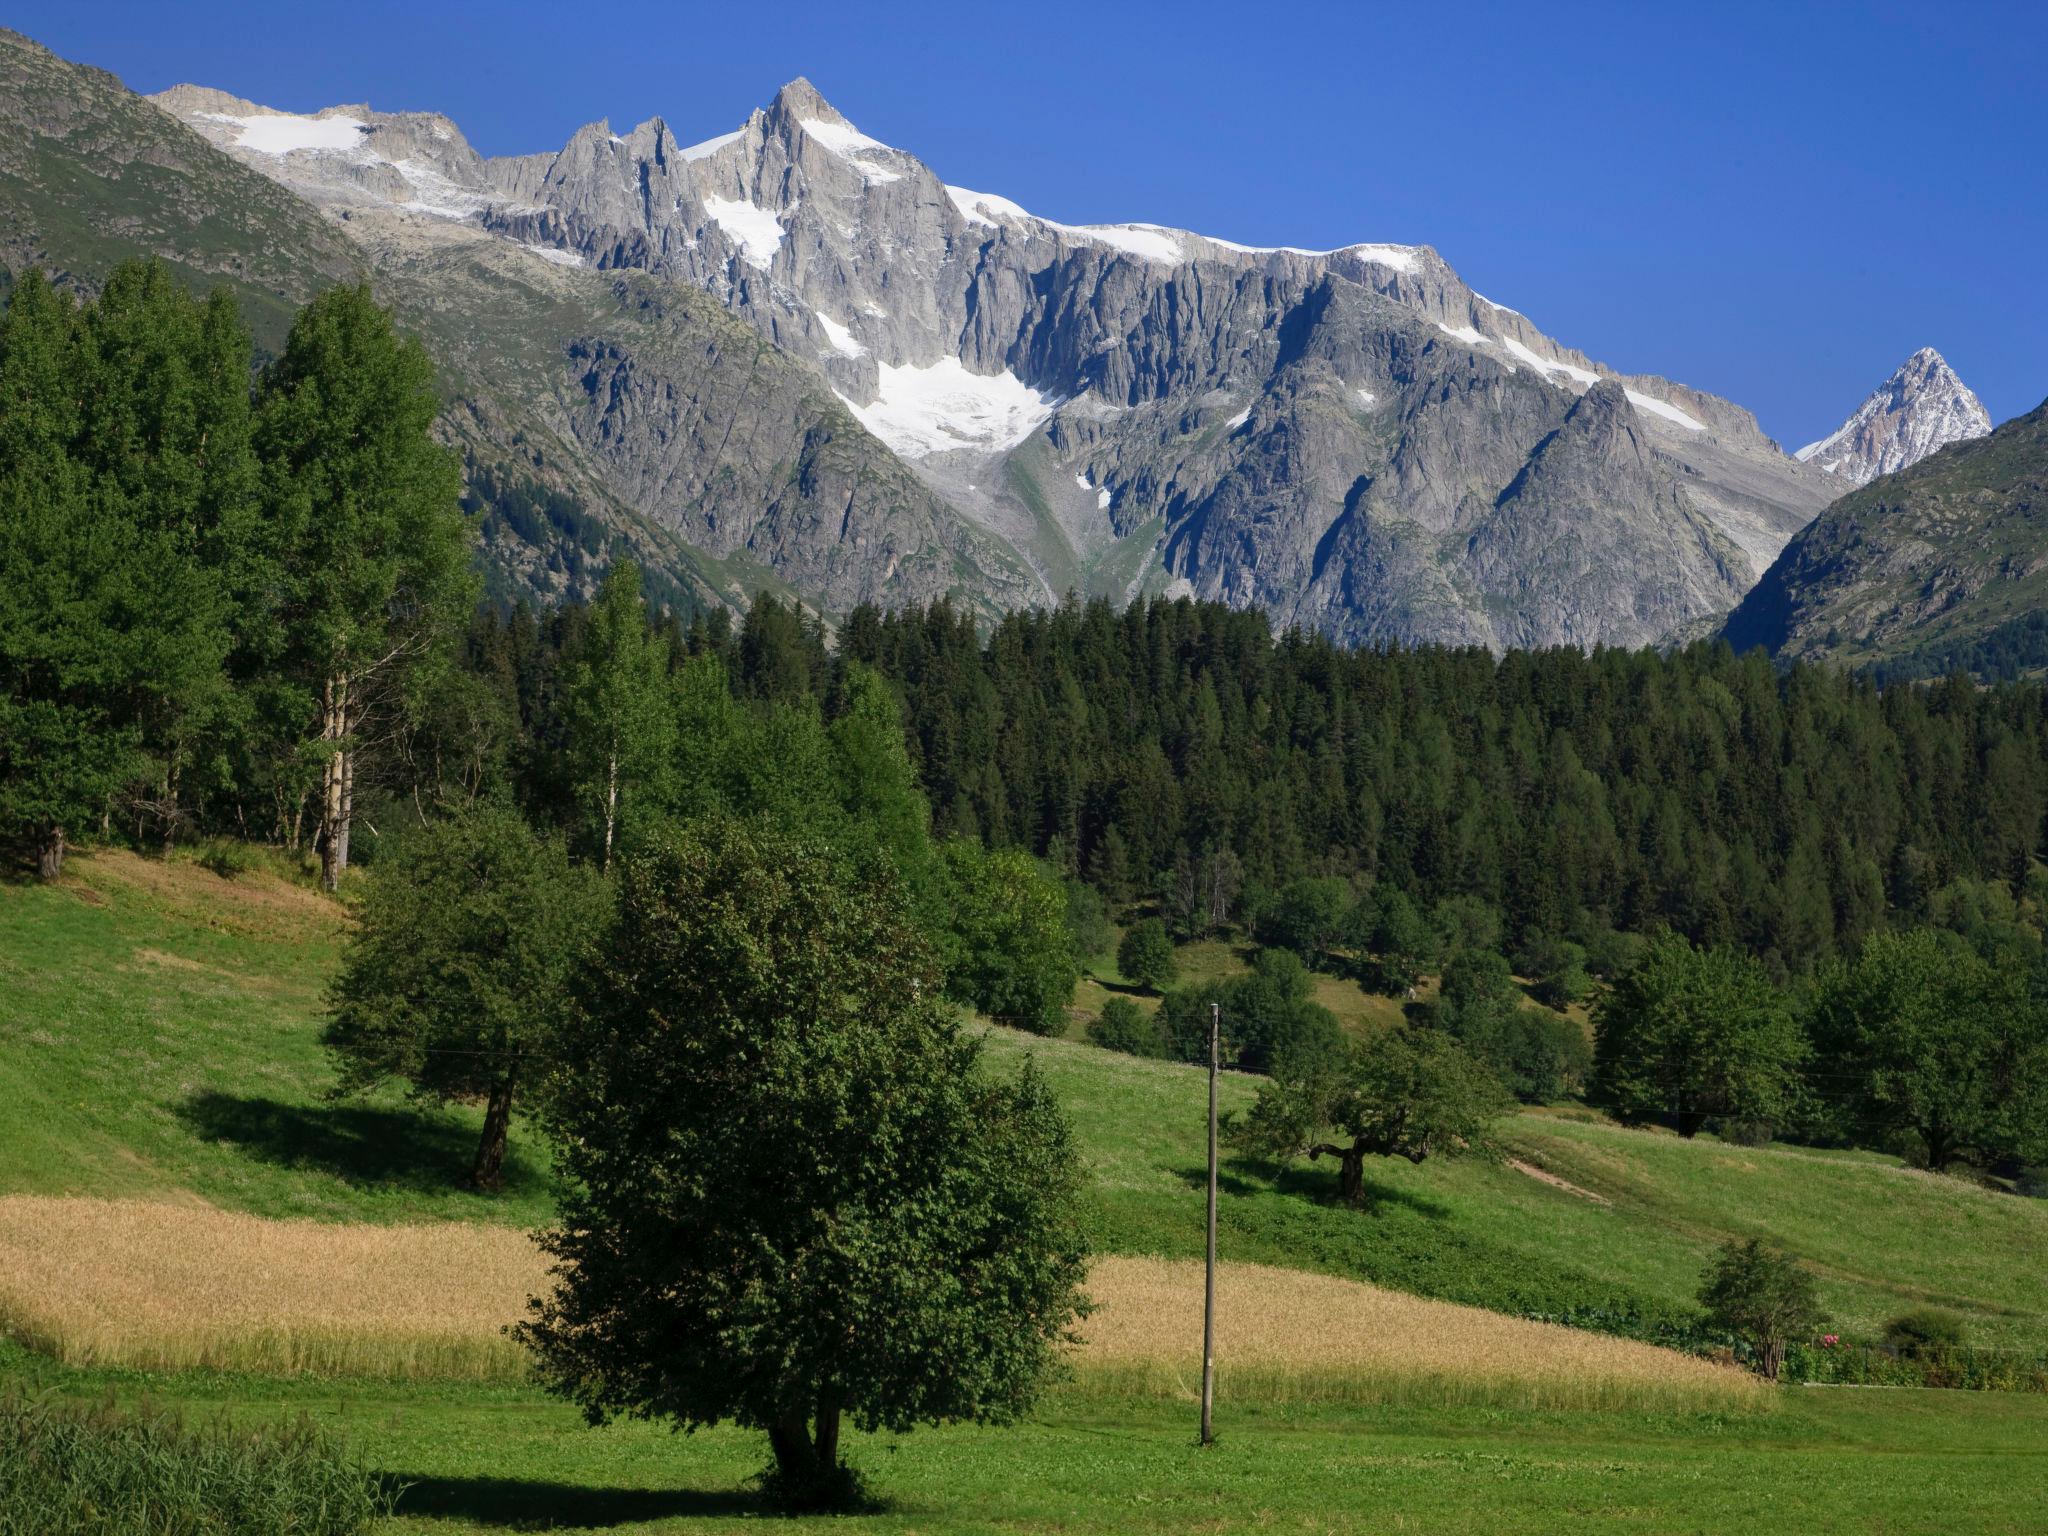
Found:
[770,76,846,125]
[1795,346,1992,488]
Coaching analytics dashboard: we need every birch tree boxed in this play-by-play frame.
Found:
[563,561,673,870]
[252,284,468,889]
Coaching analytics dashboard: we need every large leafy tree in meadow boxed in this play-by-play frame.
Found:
[518,818,1090,1505]
[253,283,469,889]
[323,803,603,1189]
[1593,932,1805,1137]
[1805,928,2048,1170]
[1233,1025,1512,1205]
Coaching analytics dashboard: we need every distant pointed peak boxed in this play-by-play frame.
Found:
[771,77,845,124]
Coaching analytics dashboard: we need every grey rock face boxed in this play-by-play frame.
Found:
[1796,347,1992,488]
[147,70,1840,645]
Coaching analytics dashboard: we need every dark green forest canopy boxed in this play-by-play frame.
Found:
[647,595,2044,975]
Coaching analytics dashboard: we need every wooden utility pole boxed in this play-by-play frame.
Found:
[1201,999,1219,1446]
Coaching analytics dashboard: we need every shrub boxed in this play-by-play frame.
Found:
[1697,1239,1823,1381]
[1884,1308,1969,1360]
[1089,996,1164,1058]
[1116,918,1177,992]
[0,1391,392,1535]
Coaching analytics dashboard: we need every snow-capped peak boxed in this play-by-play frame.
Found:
[1797,348,1991,487]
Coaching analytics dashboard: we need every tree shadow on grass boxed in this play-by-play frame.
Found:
[175,1091,547,1200]
[1171,1161,1453,1221]
[388,1473,763,1528]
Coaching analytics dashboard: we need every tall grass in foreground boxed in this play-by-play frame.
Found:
[0,1197,1760,1413]
[0,1390,392,1535]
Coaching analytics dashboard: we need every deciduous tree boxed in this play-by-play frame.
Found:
[518,819,1089,1504]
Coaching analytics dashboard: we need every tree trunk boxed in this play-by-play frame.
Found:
[1674,1108,1707,1139]
[1921,1122,1955,1172]
[764,1396,843,1503]
[35,826,64,883]
[602,751,619,873]
[1338,1145,1366,1206]
[767,1410,819,1487]
[319,672,352,892]
[470,1075,516,1192]
[813,1391,840,1475]
[1758,1334,1785,1382]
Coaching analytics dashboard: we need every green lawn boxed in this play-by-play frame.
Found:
[6,1341,2045,1535]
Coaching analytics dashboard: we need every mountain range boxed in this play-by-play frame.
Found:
[1,29,2031,658]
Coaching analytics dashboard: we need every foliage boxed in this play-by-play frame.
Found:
[1698,1239,1823,1381]
[1355,882,1437,994]
[0,1390,392,1536]
[1884,1307,1969,1360]
[1089,997,1164,1058]
[322,804,603,1188]
[1424,949,1590,1102]
[937,841,1077,1033]
[1232,1025,1513,1204]
[1804,928,2048,1169]
[251,281,471,889]
[518,819,1090,1501]
[1158,949,1345,1075]
[1116,918,1177,992]
[560,562,673,870]
[1593,933,1806,1136]
[1255,876,1354,966]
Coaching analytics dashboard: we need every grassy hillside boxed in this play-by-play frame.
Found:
[4,847,2044,1355]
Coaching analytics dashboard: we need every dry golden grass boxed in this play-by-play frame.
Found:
[0,1195,539,1380]
[0,1198,1761,1412]
[1076,1255,1762,1412]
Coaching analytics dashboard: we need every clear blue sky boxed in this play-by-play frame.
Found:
[18,0,2045,448]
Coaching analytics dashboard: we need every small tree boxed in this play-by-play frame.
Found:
[1233,1026,1512,1205]
[1698,1239,1822,1381]
[1257,876,1353,967]
[937,841,1076,1033]
[518,819,1089,1505]
[1089,996,1164,1058]
[1117,918,1177,992]
[323,804,602,1189]
[1593,933,1804,1136]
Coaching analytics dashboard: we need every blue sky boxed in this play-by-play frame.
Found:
[18,0,2045,448]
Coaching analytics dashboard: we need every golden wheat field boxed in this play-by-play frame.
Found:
[0,1196,1759,1410]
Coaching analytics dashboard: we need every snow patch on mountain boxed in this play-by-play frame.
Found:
[815,312,864,357]
[702,196,785,269]
[838,359,1058,458]
[199,109,367,156]
[678,128,741,161]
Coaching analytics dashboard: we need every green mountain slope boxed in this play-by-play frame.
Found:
[5,848,2043,1350]
[1724,399,2048,672]
[0,28,361,349]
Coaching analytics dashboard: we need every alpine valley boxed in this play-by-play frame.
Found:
[0,28,2021,652]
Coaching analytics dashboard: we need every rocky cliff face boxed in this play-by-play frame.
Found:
[1796,347,1992,488]
[134,64,1842,643]
[1724,398,2048,668]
